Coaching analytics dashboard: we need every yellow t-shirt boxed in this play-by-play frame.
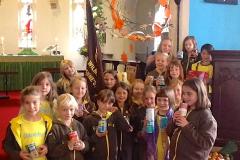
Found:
[40,100,53,118]
[21,117,47,160]
[192,61,213,93]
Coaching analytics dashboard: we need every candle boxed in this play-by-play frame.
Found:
[54,37,58,44]
[1,36,4,44]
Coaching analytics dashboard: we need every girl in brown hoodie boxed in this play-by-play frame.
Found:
[167,78,217,160]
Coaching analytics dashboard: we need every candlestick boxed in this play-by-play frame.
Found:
[1,36,5,55]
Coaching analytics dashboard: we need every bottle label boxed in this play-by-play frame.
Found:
[98,119,107,133]
[26,143,39,158]
[160,116,168,129]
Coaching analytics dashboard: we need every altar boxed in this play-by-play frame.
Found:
[0,55,64,91]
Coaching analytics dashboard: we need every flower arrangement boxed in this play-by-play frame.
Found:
[79,1,107,57]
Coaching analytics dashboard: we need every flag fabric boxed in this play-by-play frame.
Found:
[85,0,104,97]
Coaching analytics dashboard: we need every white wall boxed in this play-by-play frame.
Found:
[0,0,179,69]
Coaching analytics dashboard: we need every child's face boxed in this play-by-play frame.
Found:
[144,91,156,108]
[71,80,87,100]
[201,49,212,63]
[170,65,180,79]
[174,84,182,101]
[161,40,172,53]
[39,78,51,97]
[97,100,113,113]
[182,85,198,108]
[115,87,128,104]
[156,97,169,110]
[132,82,144,99]
[184,39,194,53]
[58,105,75,121]
[63,65,75,78]
[155,54,168,71]
[104,73,116,89]
[23,95,41,117]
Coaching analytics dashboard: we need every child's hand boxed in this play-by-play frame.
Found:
[96,129,107,137]
[19,150,31,160]
[145,76,154,85]
[173,111,181,122]
[75,110,84,117]
[38,144,48,157]
[73,140,85,151]
[175,116,189,127]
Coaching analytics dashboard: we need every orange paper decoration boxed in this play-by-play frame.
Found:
[121,51,128,63]
[153,22,162,37]
[111,0,124,30]
[165,6,171,18]
[159,0,168,6]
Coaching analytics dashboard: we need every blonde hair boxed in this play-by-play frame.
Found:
[143,85,157,98]
[59,60,77,79]
[70,76,90,103]
[155,52,170,62]
[54,93,78,116]
[57,60,80,94]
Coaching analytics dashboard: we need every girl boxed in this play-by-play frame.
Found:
[132,85,157,160]
[3,86,52,160]
[167,78,217,160]
[168,79,183,109]
[155,88,175,160]
[130,79,145,160]
[46,93,88,160]
[57,60,80,95]
[191,43,214,95]
[165,59,184,86]
[31,71,58,118]
[181,36,201,77]
[114,82,133,160]
[145,52,169,87]
[103,70,119,90]
[70,76,95,122]
[82,89,132,160]
[131,79,145,106]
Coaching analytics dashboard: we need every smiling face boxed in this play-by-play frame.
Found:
[132,82,144,100]
[156,97,169,110]
[170,65,180,79]
[104,73,116,89]
[71,80,87,100]
[63,64,75,79]
[23,95,41,117]
[182,85,198,108]
[144,91,156,108]
[115,87,128,105]
[161,39,172,54]
[155,54,168,71]
[38,78,51,98]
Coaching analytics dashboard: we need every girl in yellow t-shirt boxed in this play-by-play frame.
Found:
[3,86,52,160]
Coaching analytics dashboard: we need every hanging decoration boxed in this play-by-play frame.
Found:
[106,0,171,42]
[110,0,124,30]
[121,51,128,63]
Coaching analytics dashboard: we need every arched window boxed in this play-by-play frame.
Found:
[70,0,86,52]
[18,0,36,48]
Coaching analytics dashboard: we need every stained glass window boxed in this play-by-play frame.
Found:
[19,0,35,48]
[70,0,86,52]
